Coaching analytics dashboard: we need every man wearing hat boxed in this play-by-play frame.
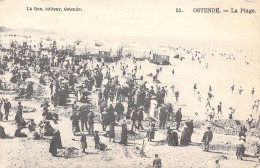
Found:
[137,107,144,130]
[202,126,213,152]
[115,100,124,122]
[175,108,182,131]
[18,102,23,117]
[88,110,95,135]
[148,86,155,99]
[79,105,89,132]
[159,104,167,129]
[4,98,11,121]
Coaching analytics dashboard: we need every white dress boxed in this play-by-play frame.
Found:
[150,99,158,119]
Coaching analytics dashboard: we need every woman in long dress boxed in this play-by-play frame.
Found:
[53,120,62,148]
[119,120,128,145]
[49,133,58,157]
[150,98,157,119]
[180,123,190,145]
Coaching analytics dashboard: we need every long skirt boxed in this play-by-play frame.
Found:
[72,123,80,133]
[168,131,178,146]
[120,132,127,145]
[49,138,58,156]
[180,130,190,145]
[54,131,62,148]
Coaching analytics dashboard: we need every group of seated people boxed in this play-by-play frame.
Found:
[14,116,37,138]
[14,106,56,139]
[15,118,55,139]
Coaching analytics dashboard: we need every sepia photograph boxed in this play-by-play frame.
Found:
[0,0,259,167]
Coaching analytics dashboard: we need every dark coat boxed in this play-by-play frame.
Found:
[79,107,89,122]
[101,112,110,126]
[99,101,107,112]
[186,122,194,133]
[131,109,138,122]
[180,127,190,145]
[175,110,182,121]
[153,158,162,168]
[54,131,62,148]
[137,110,144,122]
[94,134,100,142]
[159,107,167,122]
[202,130,213,143]
[4,102,11,112]
[70,114,80,133]
[87,112,94,125]
[49,136,58,155]
[115,102,124,114]
[120,124,128,144]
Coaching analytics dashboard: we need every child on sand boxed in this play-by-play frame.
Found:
[202,126,213,152]
[80,133,87,153]
[215,160,220,168]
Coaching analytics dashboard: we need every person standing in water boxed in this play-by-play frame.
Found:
[231,85,234,93]
[193,84,197,93]
[251,88,255,98]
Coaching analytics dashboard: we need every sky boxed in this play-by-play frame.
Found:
[0,0,259,44]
